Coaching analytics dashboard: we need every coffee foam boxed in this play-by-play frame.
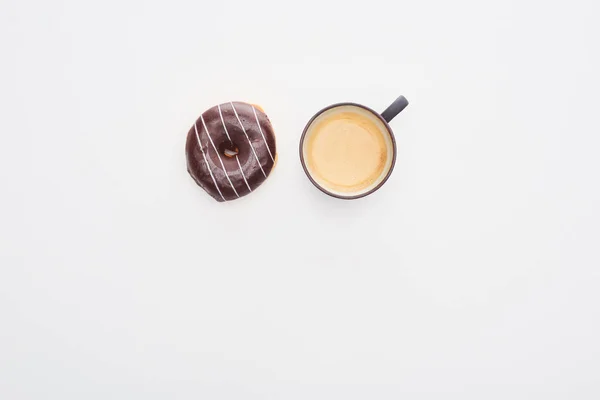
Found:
[302,105,394,197]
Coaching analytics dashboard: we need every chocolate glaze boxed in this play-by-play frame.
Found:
[186,102,276,202]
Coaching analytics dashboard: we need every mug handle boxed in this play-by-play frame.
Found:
[381,95,409,123]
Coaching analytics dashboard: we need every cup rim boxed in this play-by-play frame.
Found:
[299,102,398,200]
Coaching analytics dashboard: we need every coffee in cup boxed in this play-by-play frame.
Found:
[300,96,408,199]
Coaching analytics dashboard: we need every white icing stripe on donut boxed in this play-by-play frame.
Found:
[217,104,233,142]
[252,106,275,162]
[200,114,239,198]
[235,155,252,192]
[194,122,225,201]
[218,104,252,193]
[230,102,267,178]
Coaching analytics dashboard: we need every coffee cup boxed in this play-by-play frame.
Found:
[299,95,409,199]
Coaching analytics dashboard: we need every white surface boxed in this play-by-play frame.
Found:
[1,0,599,399]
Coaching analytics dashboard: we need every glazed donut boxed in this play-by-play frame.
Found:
[186,101,277,202]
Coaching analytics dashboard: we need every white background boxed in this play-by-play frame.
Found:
[1,0,599,398]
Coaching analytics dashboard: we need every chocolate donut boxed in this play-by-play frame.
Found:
[186,101,277,202]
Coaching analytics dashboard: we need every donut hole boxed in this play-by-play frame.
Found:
[219,141,239,158]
